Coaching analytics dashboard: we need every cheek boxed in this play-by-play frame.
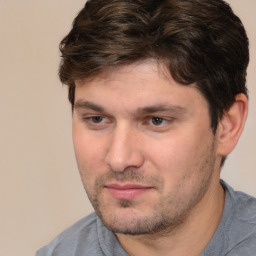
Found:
[74,139,102,171]
[147,135,193,165]
[72,125,108,181]
[146,127,213,178]
[73,137,102,193]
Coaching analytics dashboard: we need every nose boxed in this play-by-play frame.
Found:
[105,125,144,172]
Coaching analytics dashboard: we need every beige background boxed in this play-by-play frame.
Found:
[0,1,255,256]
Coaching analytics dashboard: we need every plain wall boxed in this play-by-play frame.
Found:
[0,1,255,256]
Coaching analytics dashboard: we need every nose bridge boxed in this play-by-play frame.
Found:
[105,123,143,172]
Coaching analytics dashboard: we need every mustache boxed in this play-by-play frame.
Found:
[94,167,164,188]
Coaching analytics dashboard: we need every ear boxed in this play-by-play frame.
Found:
[216,93,248,156]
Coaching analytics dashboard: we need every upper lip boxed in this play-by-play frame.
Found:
[105,183,153,190]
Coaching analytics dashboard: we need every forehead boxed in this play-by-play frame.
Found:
[75,60,170,87]
[74,60,209,113]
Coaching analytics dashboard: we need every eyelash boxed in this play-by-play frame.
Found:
[148,116,166,126]
[86,116,105,123]
[81,115,107,124]
[80,115,173,130]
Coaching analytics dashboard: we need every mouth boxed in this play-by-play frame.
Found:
[104,183,154,200]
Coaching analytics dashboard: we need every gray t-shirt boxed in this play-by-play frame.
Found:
[36,181,256,255]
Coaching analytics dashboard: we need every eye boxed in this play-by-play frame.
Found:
[80,115,112,130]
[90,116,104,123]
[81,115,108,125]
[150,117,165,126]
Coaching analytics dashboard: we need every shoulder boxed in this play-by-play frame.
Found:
[224,181,256,226]
[36,212,103,256]
[202,181,256,255]
[222,181,256,254]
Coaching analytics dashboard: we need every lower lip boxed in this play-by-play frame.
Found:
[106,187,152,200]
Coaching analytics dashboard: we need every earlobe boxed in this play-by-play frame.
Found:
[217,93,248,156]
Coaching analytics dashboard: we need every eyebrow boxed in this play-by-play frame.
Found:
[74,100,187,116]
[74,100,105,112]
[134,104,187,116]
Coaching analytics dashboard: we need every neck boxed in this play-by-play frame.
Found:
[116,179,225,256]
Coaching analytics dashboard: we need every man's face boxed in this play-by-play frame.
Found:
[72,60,221,235]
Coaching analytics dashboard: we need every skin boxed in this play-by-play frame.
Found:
[72,60,247,255]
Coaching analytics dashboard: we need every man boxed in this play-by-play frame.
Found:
[37,0,256,255]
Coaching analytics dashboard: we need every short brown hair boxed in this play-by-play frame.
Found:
[59,0,249,132]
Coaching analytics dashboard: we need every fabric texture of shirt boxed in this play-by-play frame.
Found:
[36,181,256,256]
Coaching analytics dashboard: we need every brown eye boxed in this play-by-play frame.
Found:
[90,116,104,123]
[151,117,164,126]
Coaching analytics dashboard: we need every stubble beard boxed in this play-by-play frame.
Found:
[83,141,217,237]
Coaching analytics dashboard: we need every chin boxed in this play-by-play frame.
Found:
[95,203,185,236]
